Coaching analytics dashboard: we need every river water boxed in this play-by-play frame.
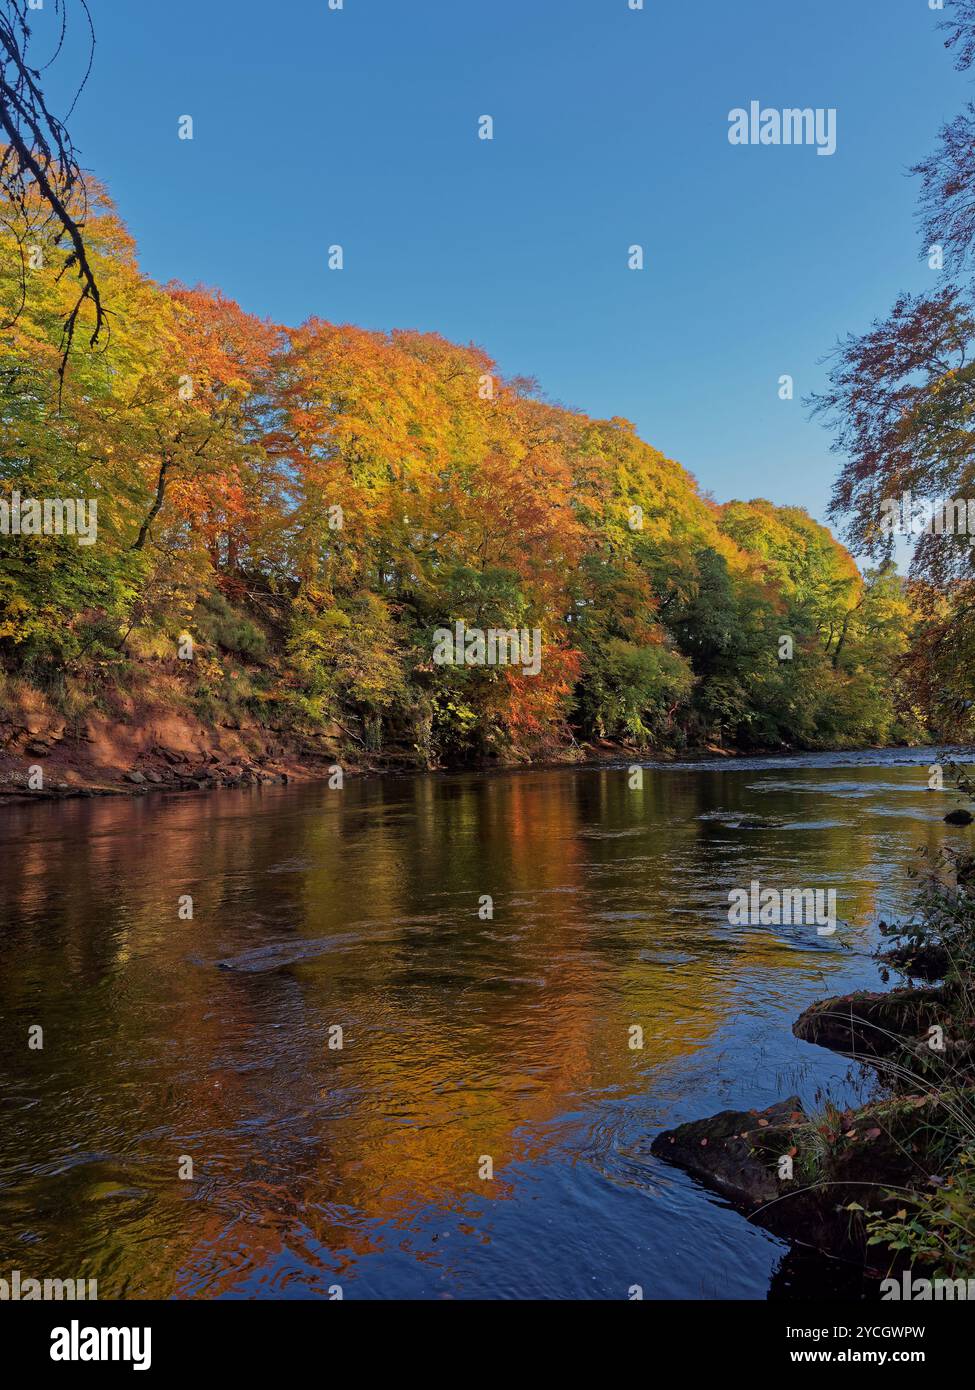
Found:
[1,749,972,1299]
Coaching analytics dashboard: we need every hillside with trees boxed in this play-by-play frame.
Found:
[0,171,926,777]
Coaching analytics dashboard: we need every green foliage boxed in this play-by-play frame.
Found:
[576,637,693,742]
[194,591,269,662]
[865,1153,975,1278]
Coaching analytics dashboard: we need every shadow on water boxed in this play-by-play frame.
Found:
[768,1245,883,1301]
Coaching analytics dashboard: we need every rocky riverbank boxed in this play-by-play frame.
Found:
[0,690,874,805]
[651,939,975,1278]
[0,703,338,801]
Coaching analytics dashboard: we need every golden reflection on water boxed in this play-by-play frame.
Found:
[0,758,963,1297]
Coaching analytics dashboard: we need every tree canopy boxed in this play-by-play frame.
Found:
[0,160,920,763]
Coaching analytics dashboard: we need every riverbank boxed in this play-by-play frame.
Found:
[0,684,936,803]
[652,877,975,1283]
[0,702,326,800]
[0,733,925,802]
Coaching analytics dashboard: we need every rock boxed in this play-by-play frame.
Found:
[145,770,162,784]
[793,985,948,1057]
[651,1091,966,1260]
[214,932,361,973]
[881,942,950,981]
[124,770,146,785]
[944,809,974,826]
[650,1097,804,1209]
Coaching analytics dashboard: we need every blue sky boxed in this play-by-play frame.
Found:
[39,0,970,539]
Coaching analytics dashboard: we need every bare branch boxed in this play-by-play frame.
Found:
[0,0,104,395]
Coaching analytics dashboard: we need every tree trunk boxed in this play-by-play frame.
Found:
[132,457,172,551]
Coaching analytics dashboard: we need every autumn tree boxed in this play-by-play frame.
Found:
[811,0,975,737]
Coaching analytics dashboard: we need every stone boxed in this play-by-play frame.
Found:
[793,985,948,1057]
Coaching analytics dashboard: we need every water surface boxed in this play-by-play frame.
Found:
[1,749,972,1299]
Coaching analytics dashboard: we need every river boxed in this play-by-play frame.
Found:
[1,748,972,1299]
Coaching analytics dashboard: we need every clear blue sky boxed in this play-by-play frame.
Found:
[39,0,968,537]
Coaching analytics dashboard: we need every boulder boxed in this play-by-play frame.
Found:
[650,1096,803,1209]
[793,985,948,1057]
[651,1092,967,1260]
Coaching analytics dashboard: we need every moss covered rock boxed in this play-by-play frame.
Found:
[792,986,948,1058]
